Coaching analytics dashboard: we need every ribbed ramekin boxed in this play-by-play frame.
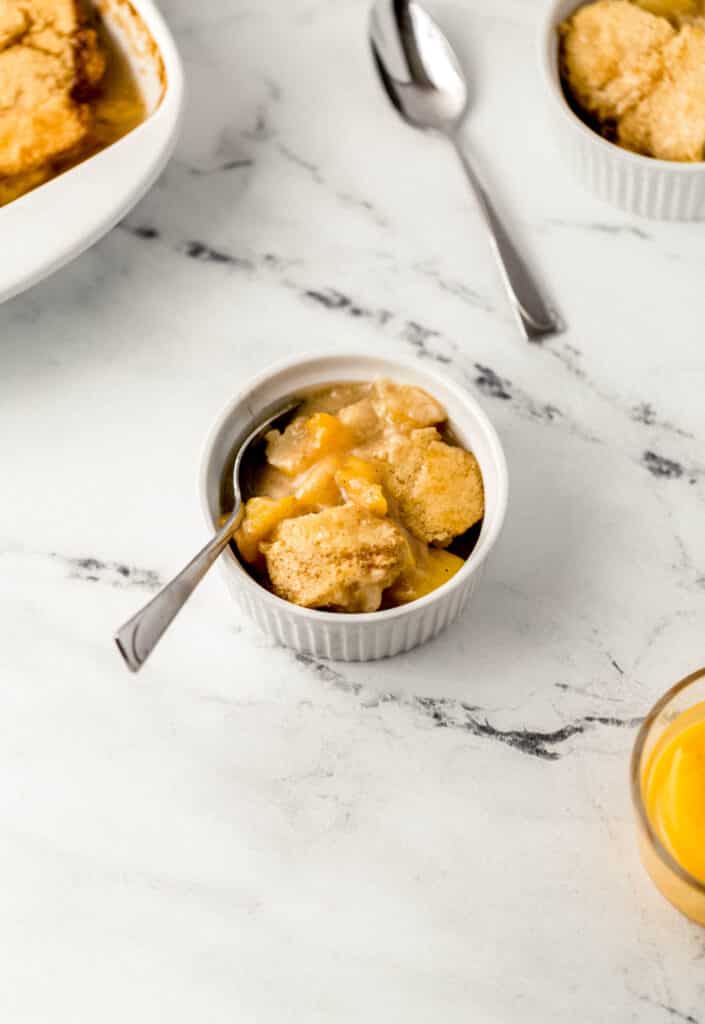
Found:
[539,0,705,220]
[200,352,508,662]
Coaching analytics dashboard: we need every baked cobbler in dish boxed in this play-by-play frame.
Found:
[560,0,705,161]
[0,0,145,205]
[233,379,485,613]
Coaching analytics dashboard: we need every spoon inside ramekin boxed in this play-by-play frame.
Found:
[114,399,301,672]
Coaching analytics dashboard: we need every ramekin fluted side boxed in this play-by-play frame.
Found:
[222,565,482,661]
[551,107,705,220]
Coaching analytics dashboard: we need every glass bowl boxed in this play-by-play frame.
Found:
[631,666,705,926]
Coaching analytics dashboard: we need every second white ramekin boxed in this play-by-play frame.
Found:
[539,0,705,220]
[200,352,508,662]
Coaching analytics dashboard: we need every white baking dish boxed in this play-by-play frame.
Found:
[200,352,509,662]
[0,0,184,303]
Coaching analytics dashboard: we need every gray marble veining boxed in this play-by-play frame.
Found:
[1,1,704,1021]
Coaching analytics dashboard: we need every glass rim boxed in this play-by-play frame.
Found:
[630,665,705,897]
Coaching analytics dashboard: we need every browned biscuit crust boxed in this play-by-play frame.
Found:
[262,504,411,612]
[0,1,105,179]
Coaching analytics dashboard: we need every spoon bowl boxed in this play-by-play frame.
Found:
[232,399,301,507]
[370,0,467,131]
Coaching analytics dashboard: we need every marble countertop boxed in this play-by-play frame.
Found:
[2,0,705,1019]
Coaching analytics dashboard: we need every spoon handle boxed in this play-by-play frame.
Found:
[114,506,242,673]
[450,138,563,342]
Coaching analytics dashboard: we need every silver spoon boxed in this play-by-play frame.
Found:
[370,0,563,342]
[114,399,301,672]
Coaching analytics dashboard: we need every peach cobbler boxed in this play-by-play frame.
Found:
[0,0,146,206]
[233,379,485,613]
[560,0,705,161]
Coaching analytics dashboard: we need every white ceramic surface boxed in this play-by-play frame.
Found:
[200,353,508,660]
[0,0,184,304]
[2,0,705,1020]
[540,0,705,219]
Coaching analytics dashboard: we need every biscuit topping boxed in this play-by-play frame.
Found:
[560,0,705,162]
[234,379,485,612]
[0,0,146,205]
[0,1,104,179]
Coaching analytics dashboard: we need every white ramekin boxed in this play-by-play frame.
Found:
[200,353,508,662]
[539,0,705,220]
